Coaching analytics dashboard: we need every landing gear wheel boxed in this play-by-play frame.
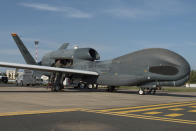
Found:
[139,88,145,95]
[78,83,86,89]
[148,88,153,94]
[55,85,61,91]
[95,84,98,89]
[74,86,79,89]
[16,81,18,86]
[88,84,94,89]
[88,84,92,89]
[108,86,116,92]
[152,89,156,95]
[20,81,23,86]
[51,84,61,92]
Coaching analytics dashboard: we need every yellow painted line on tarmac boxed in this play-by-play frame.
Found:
[164,113,184,117]
[113,103,196,114]
[1,102,195,125]
[88,111,196,125]
[0,108,83,117]
[169,108,184,111]
[190,106,196,108]
[77,102,196,125]
[143,111,162,115]
[120,114,196,125]
[98,101,196,112]
[85,111,196,125]
[56,106,196,125]
[188,110,196,113]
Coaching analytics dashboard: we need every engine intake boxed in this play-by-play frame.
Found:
[74,48,100,61]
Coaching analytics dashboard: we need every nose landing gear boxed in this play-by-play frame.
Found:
[138,87,157,95]
[139,88,145,95]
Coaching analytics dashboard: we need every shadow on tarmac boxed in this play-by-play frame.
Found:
[0,86,195,98]
[116,90,196,98]
[154,93,196,98]
[0,84,196,97]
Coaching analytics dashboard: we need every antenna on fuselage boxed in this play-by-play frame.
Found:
[74,45,79,50]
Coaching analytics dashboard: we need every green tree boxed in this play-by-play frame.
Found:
[189,70,196,83]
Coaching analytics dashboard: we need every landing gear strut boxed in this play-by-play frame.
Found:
[50,72,64,92]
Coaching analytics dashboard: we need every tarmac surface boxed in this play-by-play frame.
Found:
[0,85,196,131]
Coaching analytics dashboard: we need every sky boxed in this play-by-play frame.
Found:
[0,0,196,71]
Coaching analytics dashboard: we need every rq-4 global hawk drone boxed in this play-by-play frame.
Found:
[0,33,190,95]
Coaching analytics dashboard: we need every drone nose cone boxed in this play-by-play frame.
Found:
[178,56,190,78]
[161,49,190,79]
[147,48,190,80]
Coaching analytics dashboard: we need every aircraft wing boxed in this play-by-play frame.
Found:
[0,62,99,76]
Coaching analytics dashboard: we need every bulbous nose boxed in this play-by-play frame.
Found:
[164,49,190,79]
[178,56,190,78]
[147,48,190,81]
[157,49,190,80]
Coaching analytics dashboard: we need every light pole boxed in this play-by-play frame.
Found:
[35,41,39,63]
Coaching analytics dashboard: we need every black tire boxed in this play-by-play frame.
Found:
[108,86,115,92]
[74,86,79,89]
[87,84,94,89]
[95,84,98,89]
[78,83,86,89]
[20,81,23,86]
[152,89,156,95]
[55,85,61,91]
[148,88,153,94]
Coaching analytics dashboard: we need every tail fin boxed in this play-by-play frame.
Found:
[11,33,36,65]
[58,43,69,50]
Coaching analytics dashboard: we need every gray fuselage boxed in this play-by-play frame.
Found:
[40,48,190,87]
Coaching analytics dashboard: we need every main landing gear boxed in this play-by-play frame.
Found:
[50,72,64,92]
[75,82,99,89]
[107,86,116,92]
[138,87,157,95]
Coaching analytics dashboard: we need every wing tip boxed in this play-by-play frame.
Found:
[11,33,17,36]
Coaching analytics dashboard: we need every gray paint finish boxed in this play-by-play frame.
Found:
[10,34,191,88]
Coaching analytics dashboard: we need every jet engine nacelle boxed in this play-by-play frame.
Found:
[74,48,100,61]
